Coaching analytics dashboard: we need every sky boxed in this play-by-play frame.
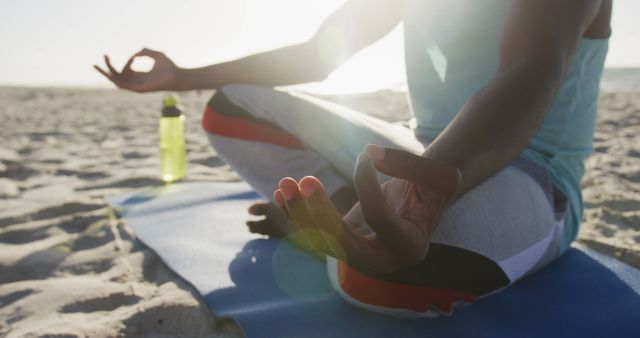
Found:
[0,0,638,93]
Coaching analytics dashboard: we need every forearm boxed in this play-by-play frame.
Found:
[172,0,402,91]
[423,62,564,198]
[168,0,403,91]
[173,42,331,91]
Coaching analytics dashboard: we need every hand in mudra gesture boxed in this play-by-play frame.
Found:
[274,145,461,274]
[94,48,179,93]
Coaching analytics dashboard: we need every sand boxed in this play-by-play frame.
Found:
[0,86,638,337]
[581,92,640,266]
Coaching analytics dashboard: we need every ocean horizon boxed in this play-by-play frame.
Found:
[600,67,640,92]
[1,67,639,94]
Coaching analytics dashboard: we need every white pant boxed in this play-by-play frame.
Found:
[203,84,566,317]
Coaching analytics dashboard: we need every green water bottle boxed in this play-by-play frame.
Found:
[160,95,186,183]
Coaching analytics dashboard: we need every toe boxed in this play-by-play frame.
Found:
[248,202,270,216]
[273,189,286,210]
[278,177,301,201]
[247,220,269,235]
[299,176,325,198]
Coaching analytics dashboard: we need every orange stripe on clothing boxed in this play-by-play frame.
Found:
[336,260,478,314]
[202,106,305,150]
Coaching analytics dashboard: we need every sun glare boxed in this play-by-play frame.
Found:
[308,25,406,94]
[130,0,407,94]
[233,0,407,94]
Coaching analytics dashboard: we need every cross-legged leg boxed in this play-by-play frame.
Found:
[203,84,566,318]
[327,159,566,317]
[202,84,423,236]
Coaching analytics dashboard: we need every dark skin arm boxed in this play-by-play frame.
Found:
[424,0,607,198]
[94,0,401,92]
[277,0,608,274]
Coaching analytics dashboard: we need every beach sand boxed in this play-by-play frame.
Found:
[0,86,638,337]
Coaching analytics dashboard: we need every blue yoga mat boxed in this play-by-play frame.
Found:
[107,181,640,338]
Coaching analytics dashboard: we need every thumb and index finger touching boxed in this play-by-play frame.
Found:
[94,48,164,76]
[93,48,166,91]
[121,47,161,74]
[134,47,166,60]
[352,144,462,265]
[354,148,427,261]
[352,144,461,251]
[354,143,460,216]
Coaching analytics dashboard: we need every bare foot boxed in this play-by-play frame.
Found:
[246,202,292,237]
[246,187,358,238]
[271,145,461,273]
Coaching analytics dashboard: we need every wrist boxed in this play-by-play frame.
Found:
[171,67,192,91]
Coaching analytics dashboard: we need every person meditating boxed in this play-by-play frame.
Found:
[96,0,611,317]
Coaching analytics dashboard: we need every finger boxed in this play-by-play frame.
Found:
[93,65,112,79]
[354,153,412,250]
[299,176,346,259]
[366,144,461,197]
[104,55,119,76]
[353,153,394,226]
[94,65,129,89]
[122,54,136,74]
[135,47,165,59]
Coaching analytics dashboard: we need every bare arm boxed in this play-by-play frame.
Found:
[96,0,401,92]
[422,0,606,199]
[176,0,401,90]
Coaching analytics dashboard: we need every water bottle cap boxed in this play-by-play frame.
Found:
[162,95,182,117]
[163,95,178,108]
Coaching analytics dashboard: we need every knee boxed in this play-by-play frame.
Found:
[204,84,254,118]
[202,84,276,139]
[210,84,273,106]
[216,83,252,97]
[205,84,277,116]
[207,84,245,109]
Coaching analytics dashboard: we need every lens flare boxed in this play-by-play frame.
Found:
[271,236,335,301]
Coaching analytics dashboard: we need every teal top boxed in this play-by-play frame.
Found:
[402,0,609,252]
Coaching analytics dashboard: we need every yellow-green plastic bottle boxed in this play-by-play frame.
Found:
[160,95,186,183]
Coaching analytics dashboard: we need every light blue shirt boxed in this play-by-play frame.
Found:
[403,0,609,252]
